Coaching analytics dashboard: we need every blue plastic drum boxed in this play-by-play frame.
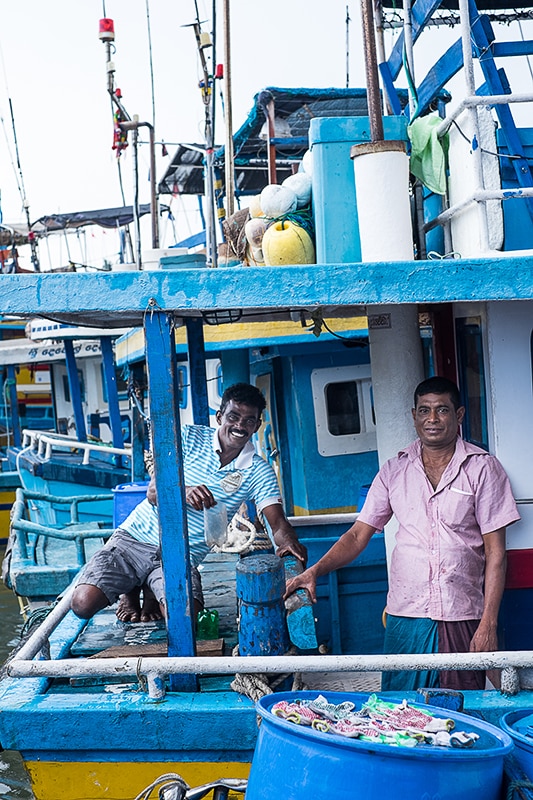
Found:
[112,481,149,528]
[501,709,533,779]
[246,691,513,800]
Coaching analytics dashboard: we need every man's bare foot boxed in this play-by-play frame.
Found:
[140,587,164,622]
[116,590,142,623]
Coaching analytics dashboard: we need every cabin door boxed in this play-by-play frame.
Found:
[254,372,282,485]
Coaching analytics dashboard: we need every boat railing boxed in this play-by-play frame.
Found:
[21,429,131,465]
[6,583,533,701]
[287,513,357,527]
[11,487,114,566]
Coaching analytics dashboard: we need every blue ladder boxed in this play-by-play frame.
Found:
[379,0,533,225]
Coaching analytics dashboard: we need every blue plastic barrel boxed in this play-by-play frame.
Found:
[112,481,150,528]
[309,116,408,265]
[501,709,533,778]
[246,691,512,800]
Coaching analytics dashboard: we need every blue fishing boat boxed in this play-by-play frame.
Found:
[2,0,533,797]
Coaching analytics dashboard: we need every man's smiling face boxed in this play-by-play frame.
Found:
[216,400,261,454]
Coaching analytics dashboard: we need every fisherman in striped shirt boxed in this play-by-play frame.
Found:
[71,383,306,624]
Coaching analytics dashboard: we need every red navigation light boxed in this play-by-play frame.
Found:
[99,18,115,41]
[215,64,224,79]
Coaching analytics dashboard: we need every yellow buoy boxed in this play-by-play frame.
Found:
[262,220,315,266]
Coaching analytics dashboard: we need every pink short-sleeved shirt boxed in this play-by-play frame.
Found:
[358,437,520,621]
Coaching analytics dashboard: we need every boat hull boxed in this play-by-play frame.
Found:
[24,759,251,800]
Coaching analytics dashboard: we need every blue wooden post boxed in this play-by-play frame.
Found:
[185,317,209,426]
[235,554,289,656]
[6,365,21,447]
[100,337,124,450]
[220,349,250,389]
[63,339,86,442]
[144,310,196,692]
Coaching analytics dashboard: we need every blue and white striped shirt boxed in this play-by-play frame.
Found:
[120,424,282,566]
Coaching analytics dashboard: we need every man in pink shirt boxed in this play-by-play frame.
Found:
[285,376,520,691]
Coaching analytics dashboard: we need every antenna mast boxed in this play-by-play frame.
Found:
[346,5,351,88]
[8,99,40,271]
[189,13,218,267]
[98,17,159,267]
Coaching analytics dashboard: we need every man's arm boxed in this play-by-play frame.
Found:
[262,503,307,564]
[283,520,377,603]
[470,528,507,652]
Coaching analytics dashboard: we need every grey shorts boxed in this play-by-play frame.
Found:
[78,529,204,608]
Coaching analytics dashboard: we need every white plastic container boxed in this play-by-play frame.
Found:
[142,248,188,270]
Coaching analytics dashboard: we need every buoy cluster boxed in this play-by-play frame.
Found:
[244,157,315,267]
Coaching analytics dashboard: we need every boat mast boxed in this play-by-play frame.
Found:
[346,4,351,88]
[190,9,218,267]
[222,0,235,216]
[7,100,40,271]
[99,17,159,267]
[360,0,384,141]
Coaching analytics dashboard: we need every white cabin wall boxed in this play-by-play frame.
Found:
[484,300,533,550]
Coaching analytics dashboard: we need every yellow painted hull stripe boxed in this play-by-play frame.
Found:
[25,760,250,800]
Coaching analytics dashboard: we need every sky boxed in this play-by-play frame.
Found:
[0,1,531,270]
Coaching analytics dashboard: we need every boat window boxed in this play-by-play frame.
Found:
[100,365,129,403]
[311,365,376,457]
[325,381,361,435]
[62,371,86,404]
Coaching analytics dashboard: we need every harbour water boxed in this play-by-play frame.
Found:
[0,545,34,800]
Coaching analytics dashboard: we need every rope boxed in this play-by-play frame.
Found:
[507,779,533,799]
[213,511,258,554]
[132,772,188,800]
[230,645,309,703]
[213,504,273,555]
[269,207,315,243]
[230,672,273,702]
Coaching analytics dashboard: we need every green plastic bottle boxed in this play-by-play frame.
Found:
[196,608,220,640]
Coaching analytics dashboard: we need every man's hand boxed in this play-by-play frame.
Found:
[262,504,307,565]
[273,529,307,564]
[147,477,157,506]
[284,567,318,603]
[470,620,498,653]
[185,484,217,511]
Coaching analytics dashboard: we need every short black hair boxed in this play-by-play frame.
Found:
[219,383,267,416]
[414,376,462,411]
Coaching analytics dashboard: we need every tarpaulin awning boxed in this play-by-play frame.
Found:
[31,204,155,232]
[158,86,412,198]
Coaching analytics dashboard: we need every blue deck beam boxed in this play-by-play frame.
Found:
[1,259,533,317]
[6,364,21,447]
[63,339,87,442]
[144,311,196,692]
[100,337,124,450]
